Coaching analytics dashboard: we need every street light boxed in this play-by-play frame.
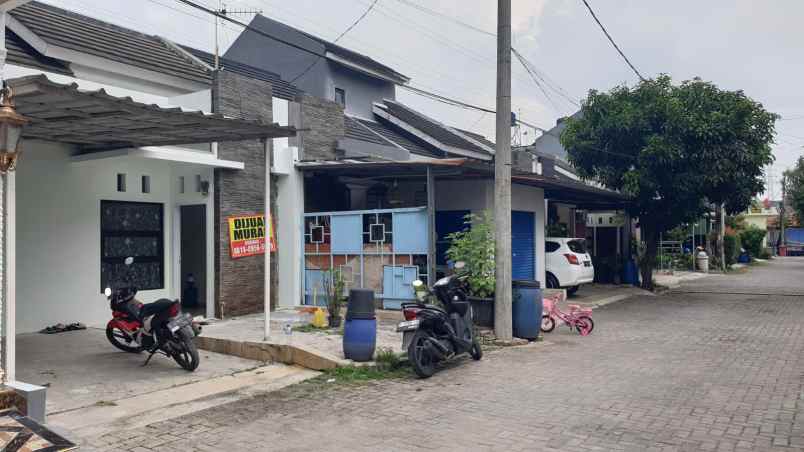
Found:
[0,86,29,173]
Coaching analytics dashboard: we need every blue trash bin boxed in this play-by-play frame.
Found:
[512,280,542,340]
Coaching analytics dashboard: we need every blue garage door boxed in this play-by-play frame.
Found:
[512,211,535,280]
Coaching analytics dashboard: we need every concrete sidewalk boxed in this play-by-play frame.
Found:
[565,284,654,309]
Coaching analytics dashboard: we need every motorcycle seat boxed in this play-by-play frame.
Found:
[138,298,175,320]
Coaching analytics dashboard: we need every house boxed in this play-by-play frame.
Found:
[517,117,633,285]
[0,1,298,393]
[745,199,779,250]
[224,14,628,307]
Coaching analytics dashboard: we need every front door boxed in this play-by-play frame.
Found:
[180,205,206,316]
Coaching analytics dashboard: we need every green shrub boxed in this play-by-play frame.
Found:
[446,211,495,298]
[739,226,766,258]
[724,234,740,266]
[374,347,402,371]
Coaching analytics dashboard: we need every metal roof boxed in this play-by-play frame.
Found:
[10,1,211,85]
[181,46,301,102]
[9,74,295,152]
[344,116,442,158]
[5,29,72,76]
[379,100,493,155]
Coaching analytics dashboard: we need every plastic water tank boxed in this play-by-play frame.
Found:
[512,280,543,340]
[343,319,377,362]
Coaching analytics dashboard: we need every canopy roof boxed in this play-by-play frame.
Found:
[8,74,295,152]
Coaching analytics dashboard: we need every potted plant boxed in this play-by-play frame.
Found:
[322,268,345,328]
[445,211,495,327]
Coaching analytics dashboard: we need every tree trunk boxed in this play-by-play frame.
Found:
[639,224,659,291]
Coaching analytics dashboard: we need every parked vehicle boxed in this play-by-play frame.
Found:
[396,262,482,378]
[540,294,594,336]
[545,237,594,295]
[105,257,201,371]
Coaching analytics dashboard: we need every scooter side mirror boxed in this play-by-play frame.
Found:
[124,257,134,266]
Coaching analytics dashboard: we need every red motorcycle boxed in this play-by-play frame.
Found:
[105,257,201,371]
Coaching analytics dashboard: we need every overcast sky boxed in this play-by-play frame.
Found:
[42,0,803,199]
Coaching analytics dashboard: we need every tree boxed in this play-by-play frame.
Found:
[561,75,776,289]
[784,156,804,222]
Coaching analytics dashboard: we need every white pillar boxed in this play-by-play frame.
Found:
[4,172,14,382]
[264,140,272,341]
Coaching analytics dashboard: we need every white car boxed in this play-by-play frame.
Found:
[545,237,594,295]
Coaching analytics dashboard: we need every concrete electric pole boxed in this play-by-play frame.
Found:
[494,0,513,342]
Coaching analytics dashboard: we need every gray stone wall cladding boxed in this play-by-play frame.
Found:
[298,94,344,161]
[212,70,278,317]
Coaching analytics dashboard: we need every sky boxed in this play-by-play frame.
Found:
[41,0,804,199]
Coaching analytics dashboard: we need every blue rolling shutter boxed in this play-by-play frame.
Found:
[511,211,535,280]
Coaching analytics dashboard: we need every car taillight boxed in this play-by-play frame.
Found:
[564,253,580,265]
[403,308,420,321]
[168,303,180,317]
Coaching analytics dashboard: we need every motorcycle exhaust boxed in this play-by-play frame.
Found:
[424,337,450,360]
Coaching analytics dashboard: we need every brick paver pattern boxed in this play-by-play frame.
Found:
[86,258,804,451]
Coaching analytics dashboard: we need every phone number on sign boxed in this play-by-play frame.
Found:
[232,241,264,256]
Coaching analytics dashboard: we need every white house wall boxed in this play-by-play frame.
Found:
[16,140,213,333]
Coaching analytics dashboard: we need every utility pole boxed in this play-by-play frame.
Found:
[494,0,513,342]
[781,173,787,252]
[719,203,725,271]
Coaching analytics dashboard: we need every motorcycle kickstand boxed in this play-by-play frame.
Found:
[142,349,159,367]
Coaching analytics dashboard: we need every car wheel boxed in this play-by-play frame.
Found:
[546,273,559,289]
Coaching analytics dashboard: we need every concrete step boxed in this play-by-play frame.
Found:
[48,364,319,439]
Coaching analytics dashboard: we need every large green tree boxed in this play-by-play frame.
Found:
[561,75,776,289]
[784,156,804,223]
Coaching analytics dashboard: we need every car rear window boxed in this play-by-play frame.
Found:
[546,241,560,253]
[567,239,587,254]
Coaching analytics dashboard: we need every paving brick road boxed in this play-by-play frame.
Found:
[86,258,804,452]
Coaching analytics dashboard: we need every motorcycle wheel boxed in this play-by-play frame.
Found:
[171,328,200,371]
[541,315,555,333]
[106,324,143,353]
[408,330,436,379]
[470,339,483,361]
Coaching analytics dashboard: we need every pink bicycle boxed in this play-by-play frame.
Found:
[541,294,594,336]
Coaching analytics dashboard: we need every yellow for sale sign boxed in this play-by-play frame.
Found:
[228,214,276,258]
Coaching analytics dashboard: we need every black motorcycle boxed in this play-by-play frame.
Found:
[397,262,482,378]
[105,257,201,371]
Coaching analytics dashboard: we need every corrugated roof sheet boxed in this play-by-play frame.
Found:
[5,29,72,76]
[11,1,210,85]
[345,116,441,158]
[181,46,301,101]
[381,100,492,155]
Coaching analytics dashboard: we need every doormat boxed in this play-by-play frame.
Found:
[0,409,77,451]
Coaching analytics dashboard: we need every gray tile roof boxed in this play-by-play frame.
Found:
[11,1,210,85]
[379,100,494,157]
[345,116,441,158]
[181,46,301,101]
[6,29,72,76]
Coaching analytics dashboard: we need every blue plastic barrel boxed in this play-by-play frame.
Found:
[343,318,377,362]
[512,280,542,340]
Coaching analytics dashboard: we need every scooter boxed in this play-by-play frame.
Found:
[105,257,202,371]
[396,261,482,378]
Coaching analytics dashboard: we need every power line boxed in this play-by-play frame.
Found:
[290,0,379,83]
[512,48,563,113]
[580,0,645,81]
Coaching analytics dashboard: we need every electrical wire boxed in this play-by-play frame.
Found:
[512,48,562,113]
[580,0,645,81]
[290,0,380,83]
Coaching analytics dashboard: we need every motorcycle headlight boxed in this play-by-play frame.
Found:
[104,287,112,297]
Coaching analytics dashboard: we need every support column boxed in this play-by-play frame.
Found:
[426,167,436,284]
[263,139,271,340]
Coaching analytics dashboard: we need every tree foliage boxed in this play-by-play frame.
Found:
[785,156,804,222]
[561,75,776,289]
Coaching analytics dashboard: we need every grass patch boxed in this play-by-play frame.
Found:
[292,324,343,335]
[321,364,410,383]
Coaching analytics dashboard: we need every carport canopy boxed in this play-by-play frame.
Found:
[6,74,296,151]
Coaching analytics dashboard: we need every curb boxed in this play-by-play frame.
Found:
[195,336,353,371]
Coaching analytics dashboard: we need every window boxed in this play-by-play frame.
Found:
[178,176,185,194]
[141,175,151,194]
[116,173,126,192]
[567,239,587,254]
[334,88,346,107]
[546,241,561,253]
[100,201,164,292]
